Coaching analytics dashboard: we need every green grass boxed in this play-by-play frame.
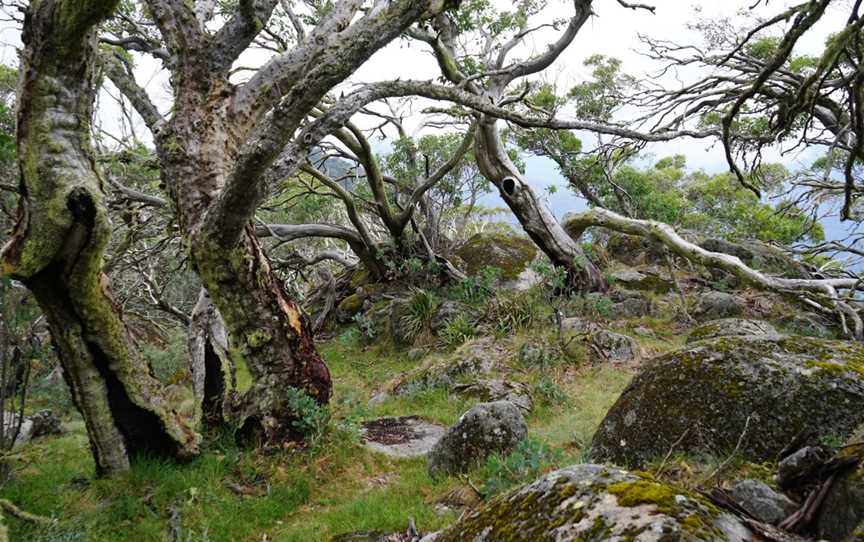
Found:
[1,324,634,541]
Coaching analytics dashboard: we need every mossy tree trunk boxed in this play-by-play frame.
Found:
[0,0,199,475]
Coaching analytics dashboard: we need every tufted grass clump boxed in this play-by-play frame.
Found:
[400,288,440,345]
[477,439,564,498]
[439,313,476,347]
[449,266,501,305]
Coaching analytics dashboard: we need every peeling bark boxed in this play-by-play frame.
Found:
[188,289,234,428]
[1,0,198,475]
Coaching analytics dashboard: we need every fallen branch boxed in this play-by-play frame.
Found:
[563,208,864,340]
[0,498,53,525]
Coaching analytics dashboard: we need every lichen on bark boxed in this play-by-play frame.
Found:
[1,0,199,475]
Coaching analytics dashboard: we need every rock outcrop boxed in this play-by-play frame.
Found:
[591,336,864,467]
[428,401,527,477]
[727,479,796,525]
[432,464,752,541]
[455,233,537,280]
[692,290,744,321]
[686,318,778,343]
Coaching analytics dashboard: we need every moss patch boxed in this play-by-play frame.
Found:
[455,233,537,280]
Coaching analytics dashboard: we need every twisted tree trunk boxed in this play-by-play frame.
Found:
[0,0,199,475]
[474,118,606,291]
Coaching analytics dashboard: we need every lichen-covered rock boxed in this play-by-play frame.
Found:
[686,318,778,343]
[591,336,864,467]
[392,338,507,394]
[455,233,537,280]
[781,312,836,339]
[433,464,752,541]
[428,401,527,477]
[561,317,600,335]
[591,330,639,362]
[610,269,672,293]
[728,479,796,525]
[699,238,811,279]
[452,379,533,413]
[692,291,744,321]
[608,289,653,319]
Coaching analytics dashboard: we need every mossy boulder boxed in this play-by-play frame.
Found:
[455,233,537,280]
[609,268,672,293]
[591,336,864,467]
[390,337,509,394]
[604,232,667,266]
[692,290,744,321]
[428,401,528,477]
[432,464,751,541]
[686,318,778,343]
[336,293,364,318]
[780,312,837,339]
[608,289,653,319]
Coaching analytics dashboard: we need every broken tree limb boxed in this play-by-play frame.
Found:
[563,207,864,340]
[0,498,52,525]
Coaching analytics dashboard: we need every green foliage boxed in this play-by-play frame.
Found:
[568,55,636,122]
[534,377,570,406]
[439,313,476,347]
[284,388,329,442]
[583,156,822,244]
[140,328,189,385]
[564,293,614,321]
[400,288,441,344]
[483,291,540,335]
[449,266,501,304]
[477,439,563,498]
[746,36,781,60]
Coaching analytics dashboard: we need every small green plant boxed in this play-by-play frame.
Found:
[451,266,501,304]
[570,293,614,320]
[400,288,440,344]
[484,291,539,336]
[534,377,570,406]
[439,313,476,347]
[285,388,329,443]
[477,439,563,498]
[353,312,377,341]
[818,433,845,449]
[592,295,614,319]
